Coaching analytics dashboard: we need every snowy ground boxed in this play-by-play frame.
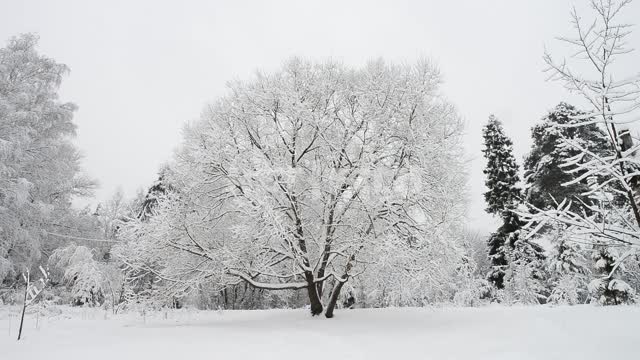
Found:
[1,305,639,360]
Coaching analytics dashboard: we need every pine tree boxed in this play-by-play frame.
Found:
[482,115,522,216]
[523,103,610,211]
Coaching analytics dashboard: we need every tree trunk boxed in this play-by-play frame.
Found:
[324,280,345,318]
[305,271,323,316]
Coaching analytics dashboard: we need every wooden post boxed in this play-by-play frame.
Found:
[17,266,49,341]
[17,270,29,341]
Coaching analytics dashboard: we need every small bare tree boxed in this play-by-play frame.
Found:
[17,266,49,340]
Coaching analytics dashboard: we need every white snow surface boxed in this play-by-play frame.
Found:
[1,305,639,359]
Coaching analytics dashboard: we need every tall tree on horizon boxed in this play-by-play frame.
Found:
[482,115,522,289]
[482,115,522,216]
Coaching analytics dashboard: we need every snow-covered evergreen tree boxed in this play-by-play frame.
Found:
[482,116,526,289]
[524,103,610,212]
[482,115,521,216]
[137,166,175,221]
[503,231,547,303]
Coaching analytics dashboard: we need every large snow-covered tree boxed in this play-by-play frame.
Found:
[482,115,524,289]
[0,34,95,284]
[481,115,547,296]
[523,103,610,212]
[116,58,468,317]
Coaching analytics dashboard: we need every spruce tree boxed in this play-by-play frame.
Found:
[482,115,522,289]
[482,115,522,216]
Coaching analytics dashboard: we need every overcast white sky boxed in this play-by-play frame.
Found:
[2,0,640,233]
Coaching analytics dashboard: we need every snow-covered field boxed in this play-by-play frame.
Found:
[1,305,639,360]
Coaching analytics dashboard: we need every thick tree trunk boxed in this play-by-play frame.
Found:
[324,280,345,318]
[325,250,359,318]
[305,271,323,316]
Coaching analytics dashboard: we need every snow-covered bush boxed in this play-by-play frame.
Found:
[501,237,548,305]
[48,244,124,308]
[588,245,635,305]
[544,225,590,305]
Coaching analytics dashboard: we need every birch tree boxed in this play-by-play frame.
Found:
[116,58,467,317]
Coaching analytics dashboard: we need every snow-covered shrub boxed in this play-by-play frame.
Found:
[548,275,585,305]
[588,278,635,305]
[453,278,492,307]
[502,265,537,305]
[588,245,635,305]
[48,244,123,308]
[545,226,590,305]
[499,234,548,305]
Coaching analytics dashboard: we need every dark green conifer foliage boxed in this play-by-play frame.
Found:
[523,103,610,211]
[482,115,522,217]
[482,115,525,289]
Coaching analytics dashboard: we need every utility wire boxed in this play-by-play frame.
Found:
[46,231,119,243]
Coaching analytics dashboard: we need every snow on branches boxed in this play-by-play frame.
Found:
[115,58,469,317]
[521,0,640,305]
[0,34,96,284]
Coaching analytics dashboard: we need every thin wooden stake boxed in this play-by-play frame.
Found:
[17,271,29,341]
